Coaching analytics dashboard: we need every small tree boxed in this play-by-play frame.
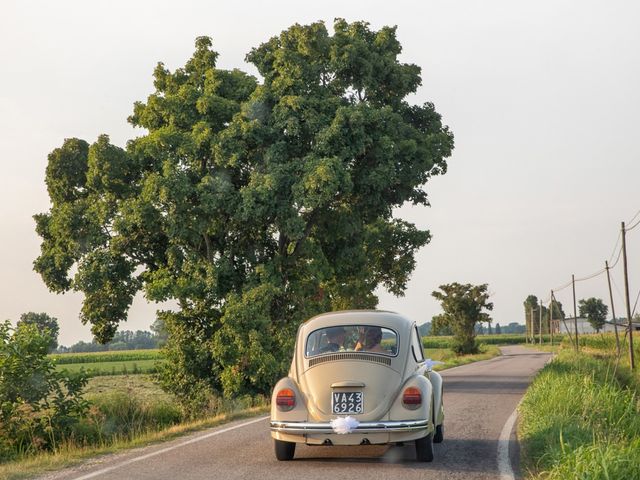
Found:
[578,297,608,333]
[495,323,502,334]
[17,312,59,352]
[432,283,493,354]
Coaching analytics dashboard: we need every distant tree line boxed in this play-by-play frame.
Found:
[420,320,525,337]
[56,318,167,353]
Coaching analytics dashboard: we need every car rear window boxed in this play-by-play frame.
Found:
[305,325,398,357]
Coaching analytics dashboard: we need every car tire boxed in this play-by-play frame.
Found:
[274,439,296,461]
[433,424,444,443]
[415,432,434,462]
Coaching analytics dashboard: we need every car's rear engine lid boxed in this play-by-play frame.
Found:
[299,361,402,422]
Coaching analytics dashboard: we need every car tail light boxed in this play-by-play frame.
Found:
[276,388,296,411]
[402,387,422,409]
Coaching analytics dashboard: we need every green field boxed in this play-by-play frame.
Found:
[51,350,164,377]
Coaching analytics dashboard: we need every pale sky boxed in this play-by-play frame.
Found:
[2,0,639,346]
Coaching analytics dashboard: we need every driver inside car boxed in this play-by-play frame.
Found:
[320,327,346,353]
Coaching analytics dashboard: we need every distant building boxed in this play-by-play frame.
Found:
[555,317,640,335]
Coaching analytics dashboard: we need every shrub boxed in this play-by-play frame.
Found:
[0,321,88,461]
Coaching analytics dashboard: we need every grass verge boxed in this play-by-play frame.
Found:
[519,334,640,479]
[427,344,502,371]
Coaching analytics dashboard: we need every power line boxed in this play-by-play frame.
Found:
[575,268,606,283]
[628,208,640,225]
[609,245,623,269]
[552,279,573,292]
[609,232,621,263]
[632,288,640,317]
[627,218,640,232]
[543,210,639,327]
[611,275,626,305]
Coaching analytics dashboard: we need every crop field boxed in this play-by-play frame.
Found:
[421,333,557,348]
[50,349,162,364]
[50,350,164,377]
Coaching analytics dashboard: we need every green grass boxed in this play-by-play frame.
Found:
[83,375,174,403]
[519,333,640,479]
[425,345,501,370]
[519,343,561,353]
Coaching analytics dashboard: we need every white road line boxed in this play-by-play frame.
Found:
[71,415,269,480]
[497,406,518,480]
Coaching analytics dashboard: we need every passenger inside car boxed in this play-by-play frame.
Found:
[355,326,384,353]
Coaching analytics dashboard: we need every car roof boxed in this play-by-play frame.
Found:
[300,310,413,335]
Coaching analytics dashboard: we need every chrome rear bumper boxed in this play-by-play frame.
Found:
[270,419,429,435]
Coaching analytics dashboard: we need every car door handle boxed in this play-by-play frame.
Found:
[331,381,365,388]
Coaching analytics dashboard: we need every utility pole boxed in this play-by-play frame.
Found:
[572,274,579,352]
[529,307,534,344]
[605,260,621,356]
[539,298,543,344]
[549,290,554,346]
[621,222,635,369]
[555,291,575,350]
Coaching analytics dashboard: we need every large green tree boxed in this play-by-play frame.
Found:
[578,297,608,333]
[34,20,453,406]
[432,283,493,354]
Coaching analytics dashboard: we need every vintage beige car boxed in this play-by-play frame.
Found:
[270,310,444,462]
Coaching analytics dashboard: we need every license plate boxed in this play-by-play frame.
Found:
[331,391,363,414]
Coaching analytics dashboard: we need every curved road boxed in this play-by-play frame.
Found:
[39,346,550,480]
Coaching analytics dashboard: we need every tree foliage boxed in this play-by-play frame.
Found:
[432,283,493,354]
[578,297,608,333]
[17,312,59,352]
[34,20,453,406]
[431,314,452,336]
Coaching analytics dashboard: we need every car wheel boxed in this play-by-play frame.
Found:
[415,432,434,462]
[433,423,444,443]
[274,439,295,461]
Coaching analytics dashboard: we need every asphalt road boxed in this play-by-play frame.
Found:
[39,346,551,480]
